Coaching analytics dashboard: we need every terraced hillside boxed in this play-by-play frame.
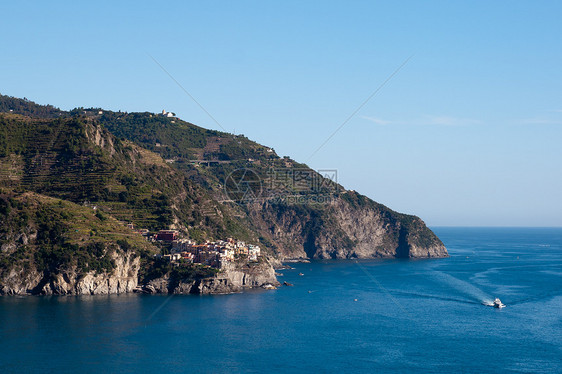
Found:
[0,112,254,245]
[0,94,447,260]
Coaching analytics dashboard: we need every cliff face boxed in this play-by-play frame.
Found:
[0,253,139,296]
[321,197,447,259]
[140,260,279,295]
[0,192,150,296]
[47,252,139,295]
[248,192,447,260]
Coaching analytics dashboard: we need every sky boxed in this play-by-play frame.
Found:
[1,1,561,226]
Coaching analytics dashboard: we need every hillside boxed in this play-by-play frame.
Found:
[0,190,149,295]
[0,111,254,243]
[0,94,64,119]
[94,103,447,259]
[0,94,447,268]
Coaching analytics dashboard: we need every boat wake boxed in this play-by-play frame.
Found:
[430,271,494,305]
[388,289,480,305]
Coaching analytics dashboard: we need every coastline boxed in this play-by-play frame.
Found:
[0,254,455,297]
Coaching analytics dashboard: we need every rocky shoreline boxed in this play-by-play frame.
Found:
[0,252,140,296]
[134,260,280,295]
[0,255,280,296]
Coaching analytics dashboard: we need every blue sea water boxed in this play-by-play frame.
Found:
[1,227,561,373]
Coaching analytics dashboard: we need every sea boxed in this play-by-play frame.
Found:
[1,227,561,373]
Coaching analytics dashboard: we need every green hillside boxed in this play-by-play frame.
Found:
[0,93,64,119]
[0,190,154,279]
[0,94,446,262]
[0,111,261,247]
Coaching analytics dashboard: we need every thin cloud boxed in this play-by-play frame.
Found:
[360,114,481,127]
[360,116,393,125]
[512,109,562,125]
[421,115,481,126]
[514,117,562,125]
[361,112,562,127]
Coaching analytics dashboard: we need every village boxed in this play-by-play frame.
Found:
[131,227,261,269]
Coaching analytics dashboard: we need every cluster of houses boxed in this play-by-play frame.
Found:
[165,237,261,267]
[123,224,262,268]
[151,230,261,268]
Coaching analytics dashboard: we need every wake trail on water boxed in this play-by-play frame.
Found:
[388,289,479,305]
[430,271,494,305]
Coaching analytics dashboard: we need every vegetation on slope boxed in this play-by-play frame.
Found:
[0,111,258,244]
[0,93,64,119]
[0,94,445,263]
[0,190,154,278]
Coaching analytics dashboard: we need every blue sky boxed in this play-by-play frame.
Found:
[1,1,561,226]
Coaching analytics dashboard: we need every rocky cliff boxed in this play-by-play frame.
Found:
[0,191,149,296]
[248,191,447,260]
[139,260,279,295]
[0,190,279,296]
[0,252,139,295]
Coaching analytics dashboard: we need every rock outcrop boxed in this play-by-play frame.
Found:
[248,191,448,260]
[139,259,280,295]
[0,252,140,296]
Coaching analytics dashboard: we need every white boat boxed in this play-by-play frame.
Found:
[492,298,506,309]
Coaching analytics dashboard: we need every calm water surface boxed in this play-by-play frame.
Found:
[1,227,561,373]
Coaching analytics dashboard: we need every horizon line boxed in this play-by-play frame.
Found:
[430,225,562,229]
